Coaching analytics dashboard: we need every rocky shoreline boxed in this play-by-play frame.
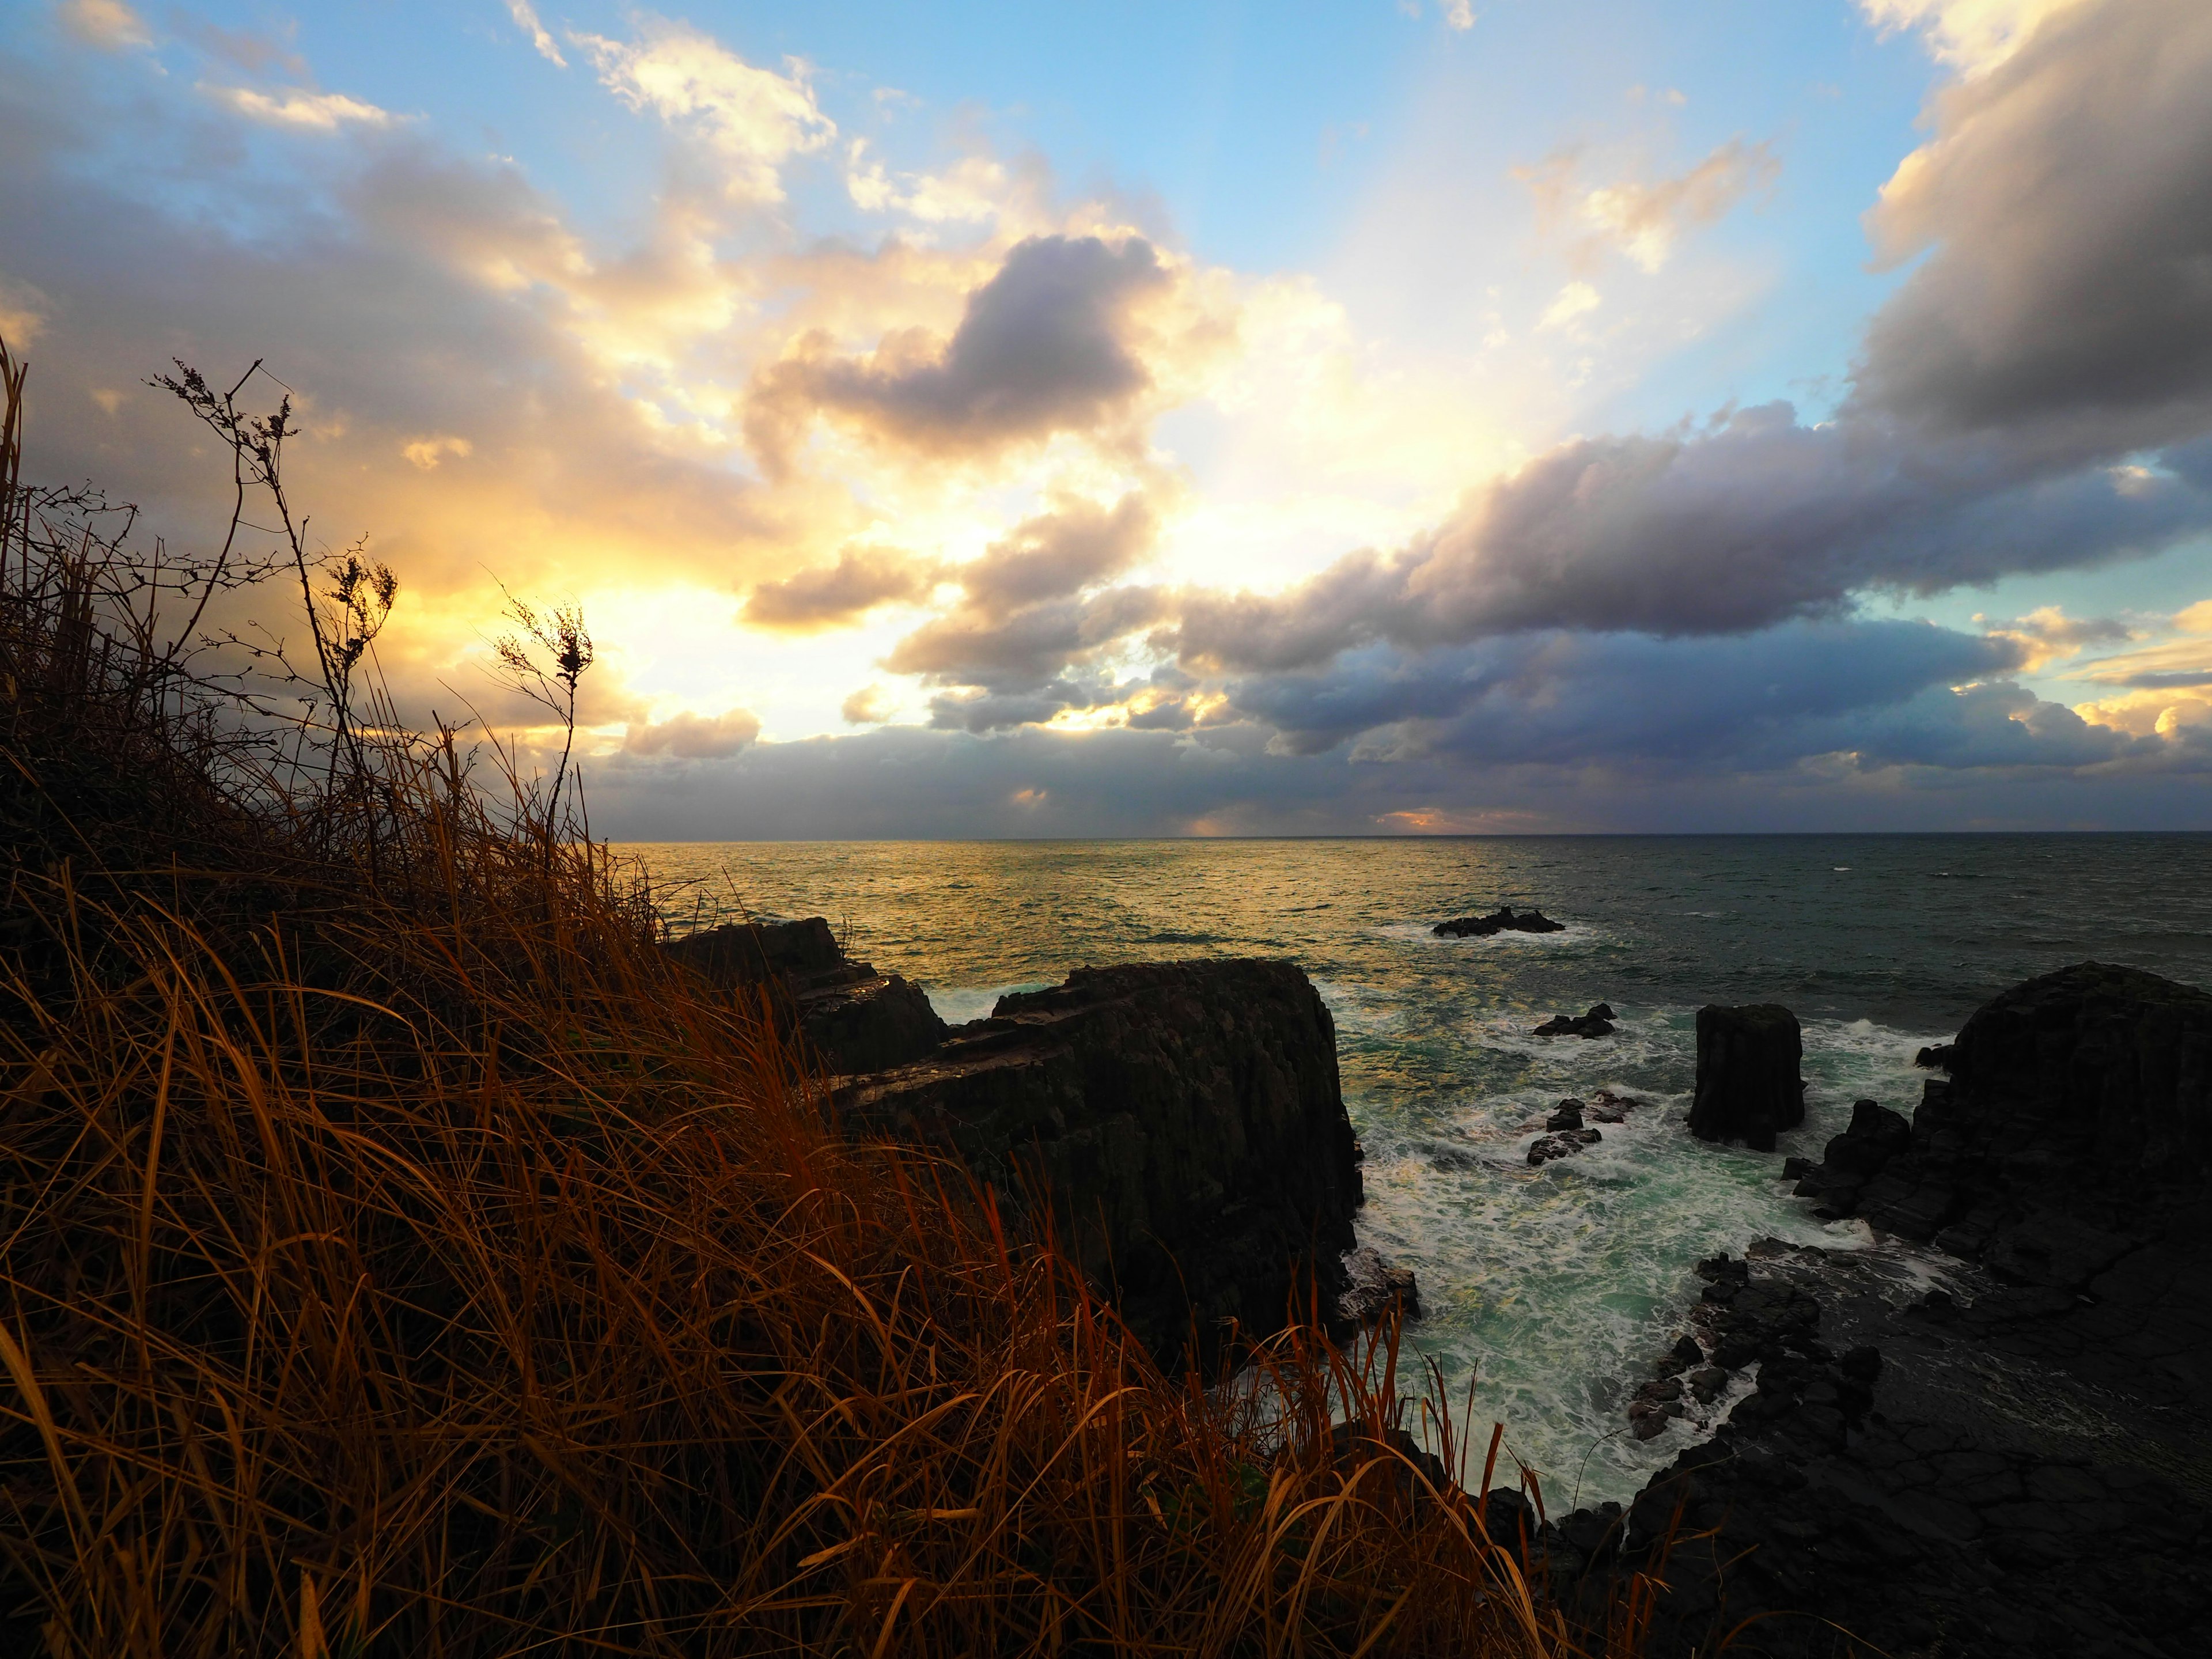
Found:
[671,922,2212,1656]
[1551,962,2212,1657]
[667,920,1399,1366]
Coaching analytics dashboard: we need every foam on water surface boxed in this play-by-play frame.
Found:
[628,834,2212,1507]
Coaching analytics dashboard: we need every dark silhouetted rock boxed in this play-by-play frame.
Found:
[1914,1041,1957,1070]
[664,917,948,1074]
[1791,1097,1912,1215]
[1333,1245,1422,1331]
[1687,1003,1805,1151]
[1432,906,1566,937]
[1533,1005,1616,1038]
[1559,965,2212,1659]
[1546,1099,1585,1131]
[833,959,1361,1368]
[1855,963,2212,1248]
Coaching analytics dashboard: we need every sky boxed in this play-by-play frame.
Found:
[3,0,2210,835]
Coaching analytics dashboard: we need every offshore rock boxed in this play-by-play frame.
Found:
[664,917,949,1074]
[1687,1003,1805,1151]
[833,959,1362,1368]
[1432,905,1566,938]
[1528,1127,1602,1165]
[1533,1005,1616,1039]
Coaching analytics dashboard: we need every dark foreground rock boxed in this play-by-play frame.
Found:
[1433,905,1566,937]
[668,922,1372,1366]
[665,917,948,1073]
[1548,962,2212,1657]
[1548,1240,2212,1658]
[834,961,1363,1365]
[1688,1002,1806,1150]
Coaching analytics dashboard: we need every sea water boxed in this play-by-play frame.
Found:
[625,834,2212,1506]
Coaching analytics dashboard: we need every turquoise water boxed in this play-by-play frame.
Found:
[626,835,2212,1505]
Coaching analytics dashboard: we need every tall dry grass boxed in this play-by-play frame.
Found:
[0,334,1663,1656]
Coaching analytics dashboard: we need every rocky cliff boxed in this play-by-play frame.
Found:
[668,923,1370,1368]
[836,960,1365,1366]
[1563,961,2212,1658]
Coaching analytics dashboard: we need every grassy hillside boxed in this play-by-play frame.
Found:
[0,336,1657,1657]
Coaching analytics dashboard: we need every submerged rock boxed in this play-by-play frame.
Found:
[1432,905,1567,938]
[1687,1002,1805,1151]
[1528,1127,1603,1165]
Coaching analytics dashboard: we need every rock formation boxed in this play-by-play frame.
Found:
[664,917,948,1074]
[834,960,1366,1366]
[1794,960,2212,1267]
[1554,962,2212,1658]
[1431,906,1566,938]
[1686,1002,1805,1150]
[1533,1003,1615,1038]
[666,922,1380,1369]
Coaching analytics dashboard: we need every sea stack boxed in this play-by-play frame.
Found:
[1688,1003,1806,1152]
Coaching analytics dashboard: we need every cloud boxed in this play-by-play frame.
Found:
[206,85,396,131]
[844,141,1008,224]
[840,683,897,724]
[1536,281,1600,332]
[174,17,308,79]
[622,707,762,758]
[953,491,1156,618]
[1172,408,2212,671]
[1980,604,2134,672]
[745,235,1173,468]
[402,434,472,470]
[1856,1,2212,452]
[742,544,938,632]
[57,0,149,52]
[1224,619,2027,762]
[1522,137,1779,274]
[506,1,567,68]
[577,18,832,202]
[878,491,1165,726]
[1160,1,2212,693]
[1859,0,2097,75]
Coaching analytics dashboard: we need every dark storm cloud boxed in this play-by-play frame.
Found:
[743,544,938,631]
[1228,620,2033,764]
[1854,0,2212,452]
[1174,411,2212,672]
[745,235,1169,468]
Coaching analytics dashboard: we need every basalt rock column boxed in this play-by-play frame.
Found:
[1688,1003,1806,1152]
[834,959,1363,1369]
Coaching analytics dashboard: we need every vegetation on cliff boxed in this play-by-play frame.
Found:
[0,337,1661,1655]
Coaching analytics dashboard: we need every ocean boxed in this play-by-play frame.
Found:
[626,834,2212,1507]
